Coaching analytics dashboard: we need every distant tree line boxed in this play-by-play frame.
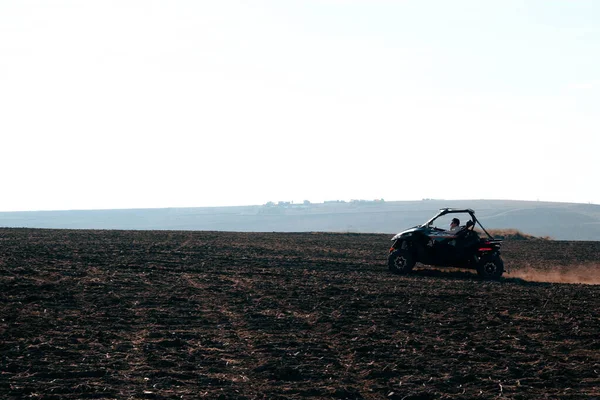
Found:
[264,199,385,207]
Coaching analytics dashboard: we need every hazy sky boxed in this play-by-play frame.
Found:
[1,1,599,211]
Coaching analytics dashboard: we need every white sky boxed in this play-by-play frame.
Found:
[1,0,599,211]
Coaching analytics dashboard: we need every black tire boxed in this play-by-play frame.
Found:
[476,254,504,280]
[388,249,416,275]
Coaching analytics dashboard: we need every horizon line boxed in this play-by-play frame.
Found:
[0,198,597,213]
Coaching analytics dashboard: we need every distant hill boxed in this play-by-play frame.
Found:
[1,200,599,240]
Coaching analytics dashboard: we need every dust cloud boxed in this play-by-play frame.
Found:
[510,264,600,285]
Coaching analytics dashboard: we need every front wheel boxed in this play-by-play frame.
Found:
[476,254,504,280]
[388,249,416,275]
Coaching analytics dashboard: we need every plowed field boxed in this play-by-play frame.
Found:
[1,229,599,399]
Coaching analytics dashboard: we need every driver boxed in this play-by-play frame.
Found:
[449,218,461,232]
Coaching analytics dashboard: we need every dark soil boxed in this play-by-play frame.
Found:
[1,229,599,399]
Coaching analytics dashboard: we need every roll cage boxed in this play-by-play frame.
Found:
[422,208,495,240]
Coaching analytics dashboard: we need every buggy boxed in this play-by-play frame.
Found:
[388,208,504,279]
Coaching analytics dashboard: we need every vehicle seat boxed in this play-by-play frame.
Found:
[455,221,473,237]
[459,221,479,247]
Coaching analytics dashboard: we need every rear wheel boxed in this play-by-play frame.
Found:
[388,249,416,275]
[476,254,504,280]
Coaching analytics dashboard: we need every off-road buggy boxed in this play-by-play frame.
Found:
[388,208,504,279]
